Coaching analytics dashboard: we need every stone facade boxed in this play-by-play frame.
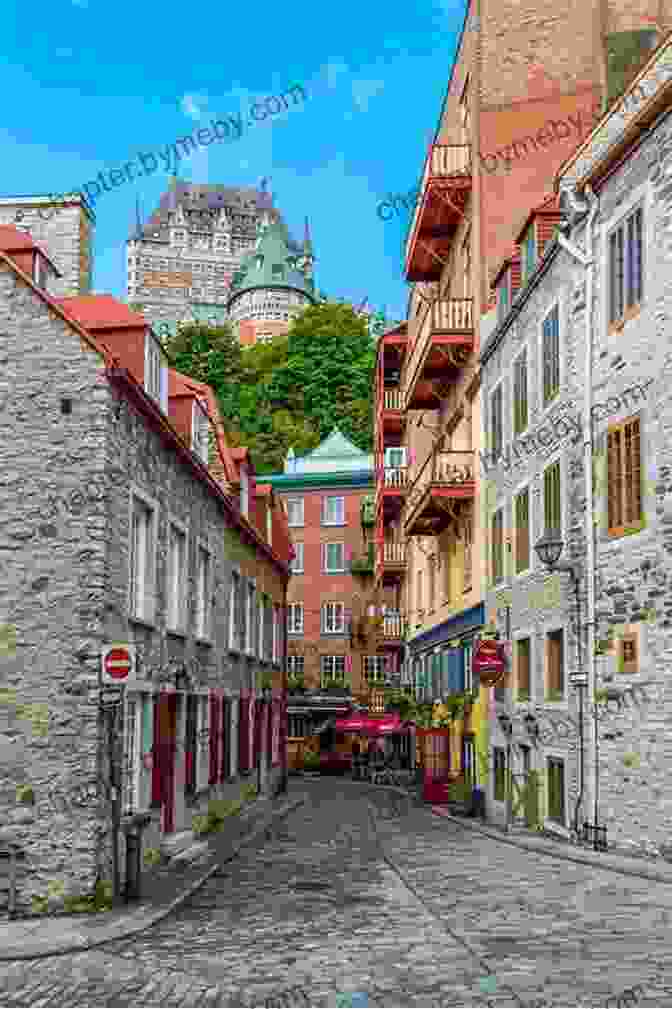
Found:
[0,238,289,916]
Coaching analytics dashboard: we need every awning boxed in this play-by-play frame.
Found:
[335,714,409,735]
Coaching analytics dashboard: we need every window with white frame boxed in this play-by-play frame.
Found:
[322,602,345,634]
[288,602,304,634]
[122,693,141,814]
[364,655,387,683]
[323,542,345,573]
[286,498,304,527]
[240,465,250,518]
[246,581,255,654]
[513,348,528,436]
[272,604,279,663]
[191,399,210,464]
[490,384,503,463]
[195,544,211,639]
[291,542,304,573]
[229,571,241,651]
[609,205,643,326]
[166,521,187,631]
[320,655,346,686]
[288,655,305,678]
[129,492,157,623]
[258,596,266,660]
[322,496,345,526]
[144,332,165,409]
[542,305,560,407]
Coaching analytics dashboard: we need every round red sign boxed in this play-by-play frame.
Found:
[104,647,132,681]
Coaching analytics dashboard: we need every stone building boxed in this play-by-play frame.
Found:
[479,31,672,847]
[265,430,400,748]
[0,226,292,916]
[126,178,315,348]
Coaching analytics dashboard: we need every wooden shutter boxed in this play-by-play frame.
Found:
[624,417,641,524]
[517,639,530,695]
[238,695,249,772]
[546,631,563,694]
[608,417,641,534]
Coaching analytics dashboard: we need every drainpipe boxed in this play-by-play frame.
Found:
[556,183,599,831]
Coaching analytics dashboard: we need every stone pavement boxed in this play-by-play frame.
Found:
[1,778,672,1006]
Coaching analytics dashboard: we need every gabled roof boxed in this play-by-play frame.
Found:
[0,226,61,276]
[57,295,148,331]
[283,427,374,476]
[167,369,237,486]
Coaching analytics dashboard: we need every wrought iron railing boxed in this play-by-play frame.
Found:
[383,613,405,639]
[383,387,402,411]
[383,466,409,489]
[382,541,406,565]
[404,298,473,406]
[405,144,471,262]
[405,449,475,521]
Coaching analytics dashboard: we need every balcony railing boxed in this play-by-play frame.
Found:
[383,466,409,489]
[404,298,473,409]
[405,144,472,266]
[382,541,406,565]
[382,613,405,639]
[405,449,475,532]
[383,387,402,411]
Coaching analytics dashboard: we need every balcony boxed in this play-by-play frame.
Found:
[376,540,406,583]
[404,449,475,537]
[378,385,406,441]
[405,144,472,283]
[404,298,474,411]
[382,612,405,642]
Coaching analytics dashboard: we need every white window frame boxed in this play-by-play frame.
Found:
[286,497,304,528]
[195,540,212,642]
[288,602,304,634]
[288,655,305,678]
[246,580,256,655]
[513,479,532,579]
[122,692,143,815]
[240,465,250,518]
[229,569,241,652]
[544,750,569,829]
[320,655,346,685]
[323,542,345,573]
[291,542,304,574]
[322,495,345,526]
[513,628,534,704]
[258,596,266,660]
[144,331,167,409]
[512,344,529,437]
[272,604,279,664]
[364,655,387,683]
[321,602,345,634]
[166,517,188,632]
[191,399,210,464]
[543,621,568,708]
[538,300,563,420]
[490,379,504,463]
[128,487,159,624]
[542,448,564,541]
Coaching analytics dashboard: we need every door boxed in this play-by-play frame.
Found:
[154,692,177,834]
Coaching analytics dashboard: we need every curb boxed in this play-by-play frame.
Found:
[0,794,306,961]
[431,807,672,885]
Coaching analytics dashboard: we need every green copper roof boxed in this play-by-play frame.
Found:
[151,303,230,341]
[283,427,373,475]
[227,219,316,304]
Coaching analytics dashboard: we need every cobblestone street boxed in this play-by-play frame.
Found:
[2,779,672,1007]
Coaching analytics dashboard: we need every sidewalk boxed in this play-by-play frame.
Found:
[431,805,672,884]
[0,790,307,962]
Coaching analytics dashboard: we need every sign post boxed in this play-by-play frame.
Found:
[100,645,134,905]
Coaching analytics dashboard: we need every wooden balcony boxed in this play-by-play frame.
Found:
[404,298,474,410]
[376,540,407,584]
[405,144,472,283]
[404,449,476,536]
[381,612,405,642]
[378,385,405,439]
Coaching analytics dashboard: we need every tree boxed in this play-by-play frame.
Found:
[164,321,242,416]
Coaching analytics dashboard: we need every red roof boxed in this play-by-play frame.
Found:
[56,294,148,330]
[0,226,38,251]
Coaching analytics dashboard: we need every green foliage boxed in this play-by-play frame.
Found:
[302,751,321,771]
[166,303,377,473]
[16,784,34,804]
[516,689,530,702]
[545,689,564,702]
[447,779,472,804]
[192,814,211,836]
[207,798,243,830]
[241,783,258,802]
[143,847,162,866]
[622,751,641,769]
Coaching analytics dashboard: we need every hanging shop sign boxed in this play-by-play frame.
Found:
[472,638,507,686]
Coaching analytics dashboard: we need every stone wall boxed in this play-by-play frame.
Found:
[0,197,93,296]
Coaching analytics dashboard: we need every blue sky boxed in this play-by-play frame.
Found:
[3,0,465,324]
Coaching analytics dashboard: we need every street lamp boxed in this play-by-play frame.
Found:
[533,531,586,837]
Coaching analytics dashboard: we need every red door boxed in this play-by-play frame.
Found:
[154,692,177,834]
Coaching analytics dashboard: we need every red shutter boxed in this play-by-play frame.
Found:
[217,697,227,783]
[239,694,249,772]
[209,694,220,785]
[151,696,162,805]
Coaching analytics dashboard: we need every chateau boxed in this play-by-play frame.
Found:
[126,178,316,346]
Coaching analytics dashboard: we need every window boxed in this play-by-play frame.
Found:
[266,504,272,545]
[516,638,531,700]
[322,496,345,526]
[288,656,304,678]
[320,655,346,686]
[166,522,187,631]
[33,253,48,290]
[542,306,560,407]
[240,466,250,518]
[609,206,643,325]
[246,582,255,654]
[619,632,638,674]
[463,517,473,592]
[323,542,345,573]
[144,332,165,409]
[463,737,476,787]
[513,349,528,435]
[547,757,566,824]
[385,447,406,468]
[129,493,156,622]
[497,274,510,323]
[521,223,536,284]
[491,509,504,584]
[490,384,503,463]
[288,603,304,634]
[191,400,209,464]
[322,602,345,633]
[607,416,642,535]
[544,461,561,535]
[195,544,211,640]
[364,656,387,683]
[493,748,507,802]
[258,597,266,660]
[515,488,530,574]
[286,498,304,527]
[229,571,241,651]
[272,605,280,663]
[545,629,564,700]
[122,694,140,813]
[291,542,304,573]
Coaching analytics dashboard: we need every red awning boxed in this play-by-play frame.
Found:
[335,714,408,735]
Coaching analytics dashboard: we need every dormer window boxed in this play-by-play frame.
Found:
[240,465,250,518]
[33,253,49,291]
[144,331,168,412]
[191,399,210,464]
[521,223,537,285]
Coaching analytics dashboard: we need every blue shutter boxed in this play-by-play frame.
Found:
[446,649,464,694]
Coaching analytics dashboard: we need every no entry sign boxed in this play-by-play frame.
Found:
[101,644,135,685]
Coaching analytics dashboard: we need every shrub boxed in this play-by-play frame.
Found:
[143,847,162,866]
[241,783,258,802]
[302,751,321,771]
[192,814,211,836]
[16,784,34,804]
